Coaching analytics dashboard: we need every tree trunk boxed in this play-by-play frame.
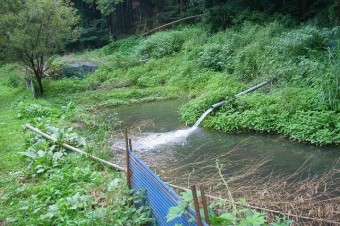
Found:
[35,73,44,95]
[179,0,185,16]
[140,0,153,31]
[302,0,308,16]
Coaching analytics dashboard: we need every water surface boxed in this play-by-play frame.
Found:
[109,100,339,182]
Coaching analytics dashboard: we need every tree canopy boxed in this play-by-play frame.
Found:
[0,0,79,95]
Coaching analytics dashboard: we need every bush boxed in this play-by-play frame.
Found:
[275,26,328,57]
[13,102,53,119]
[282,110,340,144]
[136,30,186,58]
[196,44,232,71]
[180,85,240,125]
[101,36,141,55]
[201,88,339,145]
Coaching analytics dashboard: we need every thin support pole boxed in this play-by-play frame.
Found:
[200,186,210,225]
[129,138,133,152]
[125,128,131,189]
[30,80,35,99]
[191,185,203,226]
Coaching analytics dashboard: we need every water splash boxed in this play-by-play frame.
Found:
[134,127,197,150]
[113,127,197,151]
[193,107,214,128]
[112,107,214,151]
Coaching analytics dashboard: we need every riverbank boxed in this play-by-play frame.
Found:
[44,22,339,145]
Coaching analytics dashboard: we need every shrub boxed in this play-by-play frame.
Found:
[276,26,328,57]
[13,102,53,119]
[101,36,141,55]
[282,110,340,144]
[180,86,239,125]
[196,44,232,71]
[136,30,186,58]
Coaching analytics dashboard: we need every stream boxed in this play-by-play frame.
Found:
[109,99,339,185]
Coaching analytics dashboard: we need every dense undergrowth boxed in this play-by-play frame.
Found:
[42,19,340,145]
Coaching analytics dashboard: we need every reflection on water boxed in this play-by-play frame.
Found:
[109,100,339,180]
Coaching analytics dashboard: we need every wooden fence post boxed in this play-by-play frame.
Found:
[129,138,133,152]
[191,185,203,226]
[125,128,131,189]
[200,185,210,225]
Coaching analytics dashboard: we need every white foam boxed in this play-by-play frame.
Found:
[112,127,198,151]
[112,107,214,152]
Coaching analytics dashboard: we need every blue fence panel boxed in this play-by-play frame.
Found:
[129,151,208,226]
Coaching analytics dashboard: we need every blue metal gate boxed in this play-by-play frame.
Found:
[129,151,208,226]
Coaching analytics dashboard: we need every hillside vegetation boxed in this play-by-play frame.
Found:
[43,20,340,145]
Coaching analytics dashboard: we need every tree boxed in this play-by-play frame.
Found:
[0,0,79,95]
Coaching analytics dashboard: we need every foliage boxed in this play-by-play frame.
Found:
[83,0,123,16]
[101,35,141,55]
[176,22,339,145]
[0,0,79,95]
[196,89,340,145]
[13,102,53,120]
[195,43,232,71]
[3,131,152,225]
[77,18,111,49]
[136,30,187,58]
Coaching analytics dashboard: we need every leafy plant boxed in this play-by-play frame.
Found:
[14,102,53,119]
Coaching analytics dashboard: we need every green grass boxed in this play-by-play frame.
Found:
[0,69,153,225]
[0,85,27,175]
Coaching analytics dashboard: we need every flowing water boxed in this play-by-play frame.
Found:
[109,100,339,184]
